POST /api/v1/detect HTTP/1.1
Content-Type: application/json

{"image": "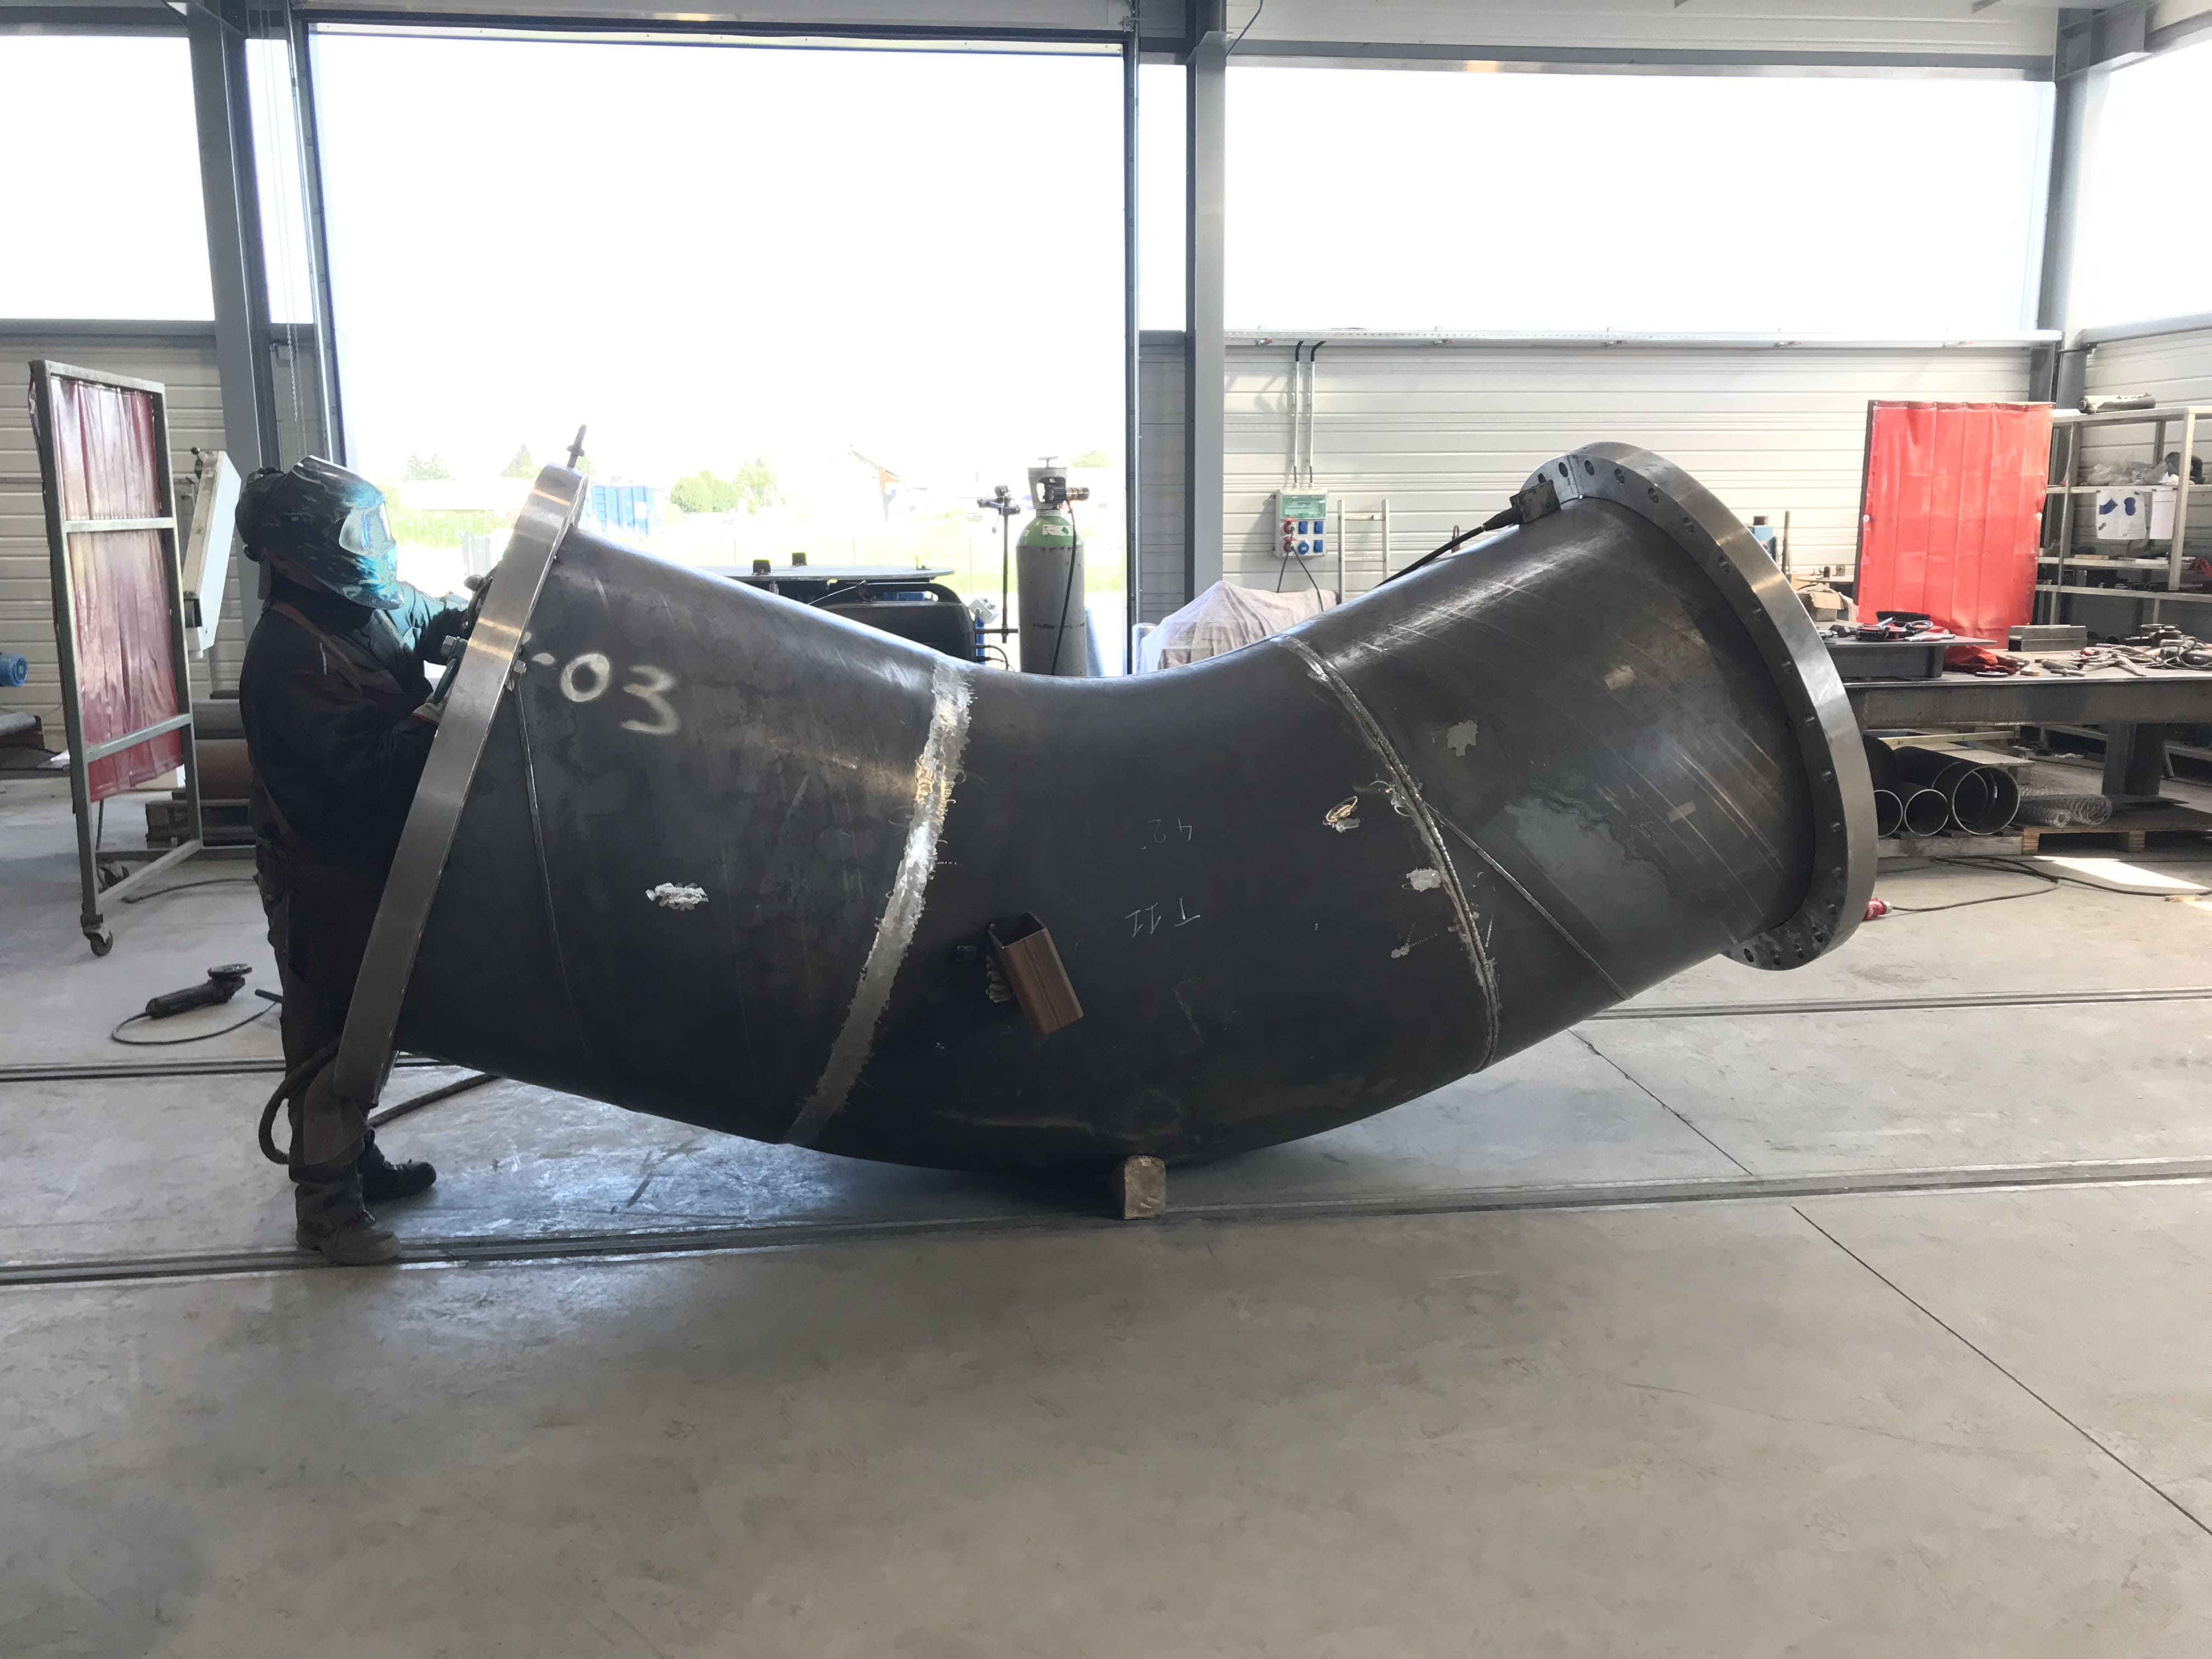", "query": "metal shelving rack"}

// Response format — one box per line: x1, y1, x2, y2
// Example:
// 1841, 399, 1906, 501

2038, 403, 2210, 625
